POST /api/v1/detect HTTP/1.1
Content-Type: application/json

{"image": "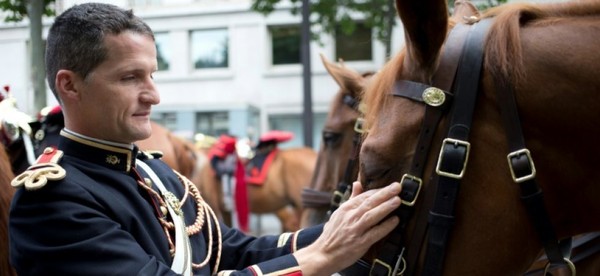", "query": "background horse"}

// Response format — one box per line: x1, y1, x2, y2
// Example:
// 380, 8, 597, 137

137, 121, 203, 180
357, 0, 600, 274
0, 145, 16, 275
300, 55, 372, 227
198, 135, 316, 233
